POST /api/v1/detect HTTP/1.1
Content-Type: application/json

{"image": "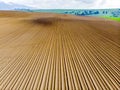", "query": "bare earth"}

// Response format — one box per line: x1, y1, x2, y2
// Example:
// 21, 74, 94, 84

0, 11, 120, 90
